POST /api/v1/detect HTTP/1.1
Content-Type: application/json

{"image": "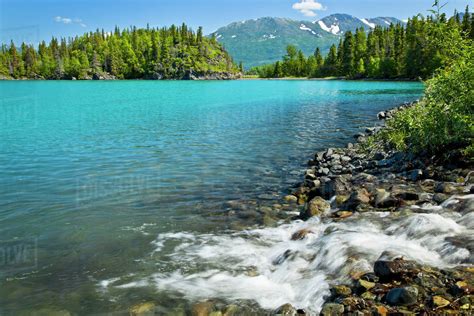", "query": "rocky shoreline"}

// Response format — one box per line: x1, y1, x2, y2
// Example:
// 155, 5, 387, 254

275, 102, 473, 315
0, 70, 241, 81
